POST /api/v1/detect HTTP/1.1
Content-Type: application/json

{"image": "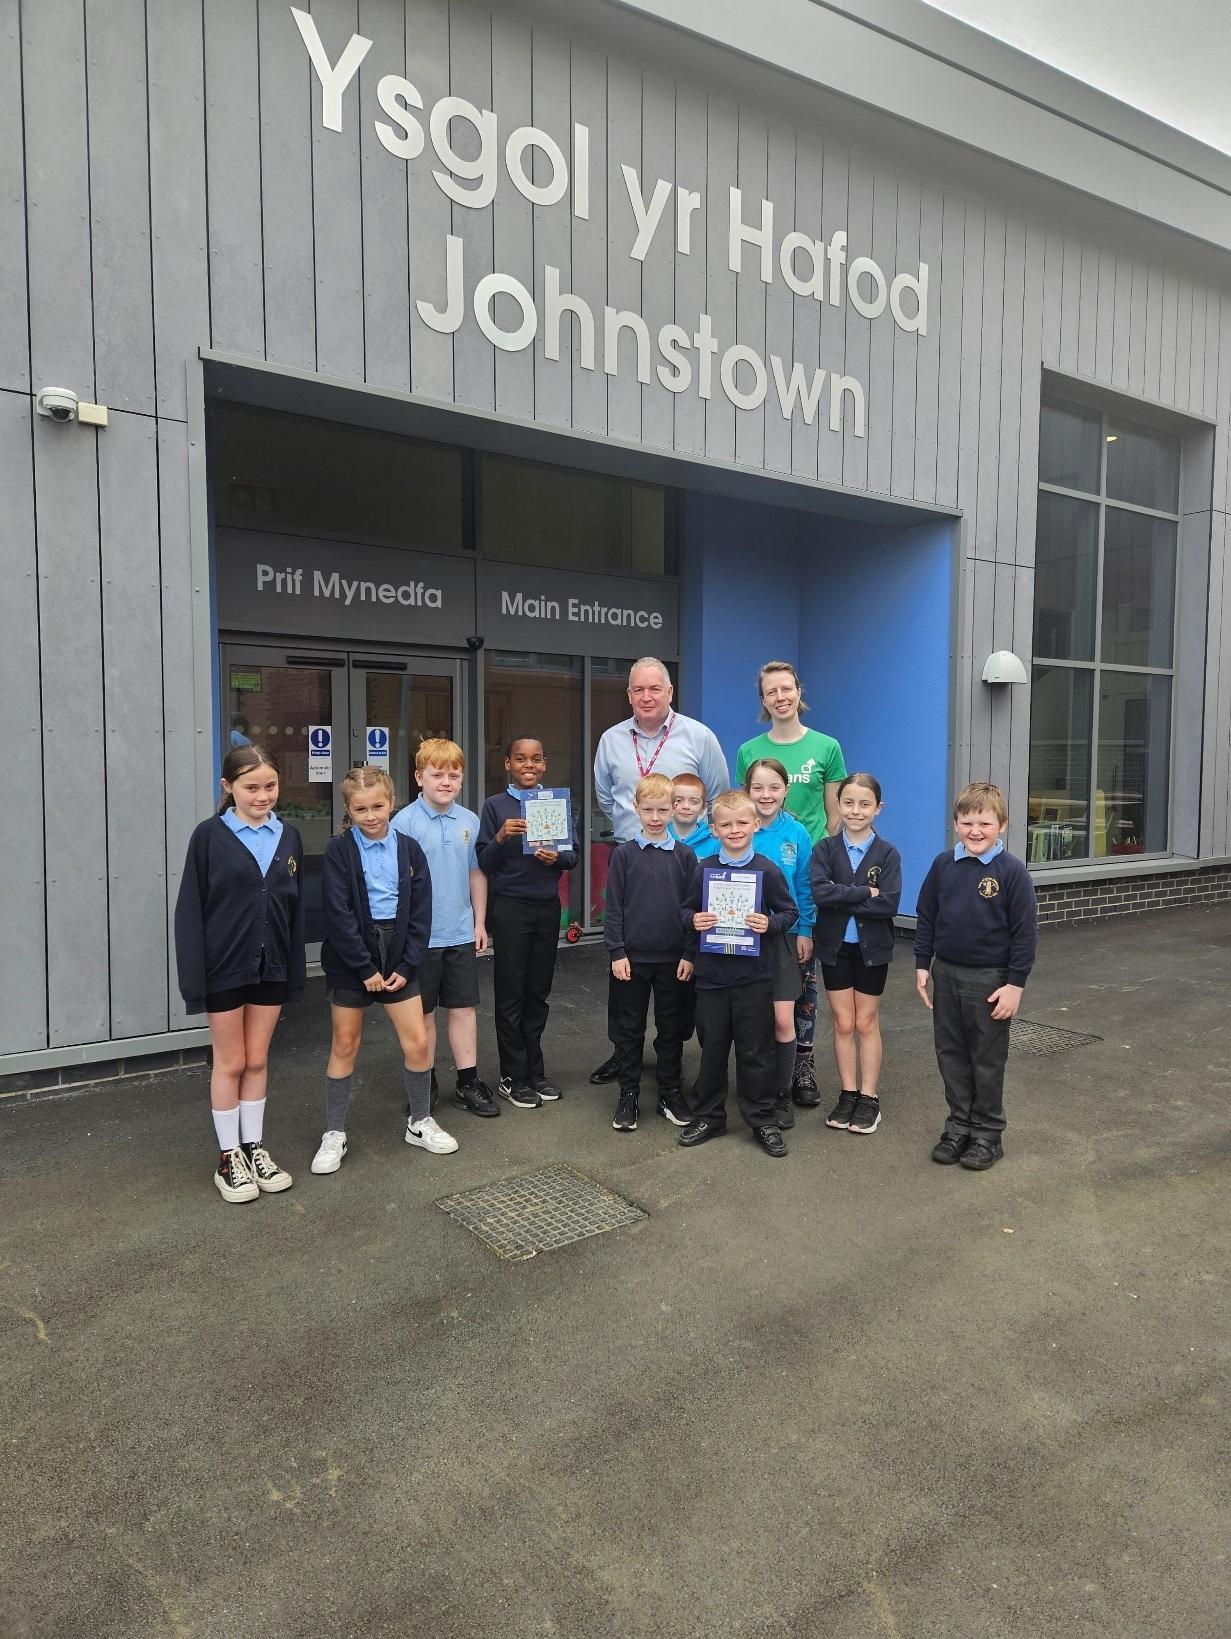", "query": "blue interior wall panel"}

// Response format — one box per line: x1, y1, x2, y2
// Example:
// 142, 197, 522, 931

682, 493, 802, 786
798, 519, 955, 911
